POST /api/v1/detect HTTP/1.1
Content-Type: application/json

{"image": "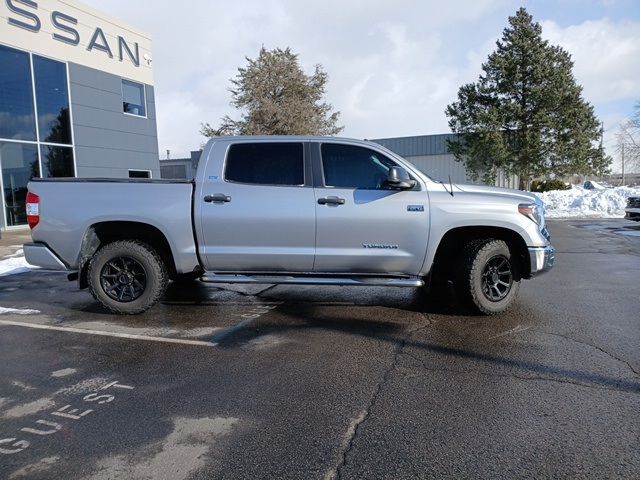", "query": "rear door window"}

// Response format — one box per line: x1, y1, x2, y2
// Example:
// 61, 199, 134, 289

225, 143, 304, 186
